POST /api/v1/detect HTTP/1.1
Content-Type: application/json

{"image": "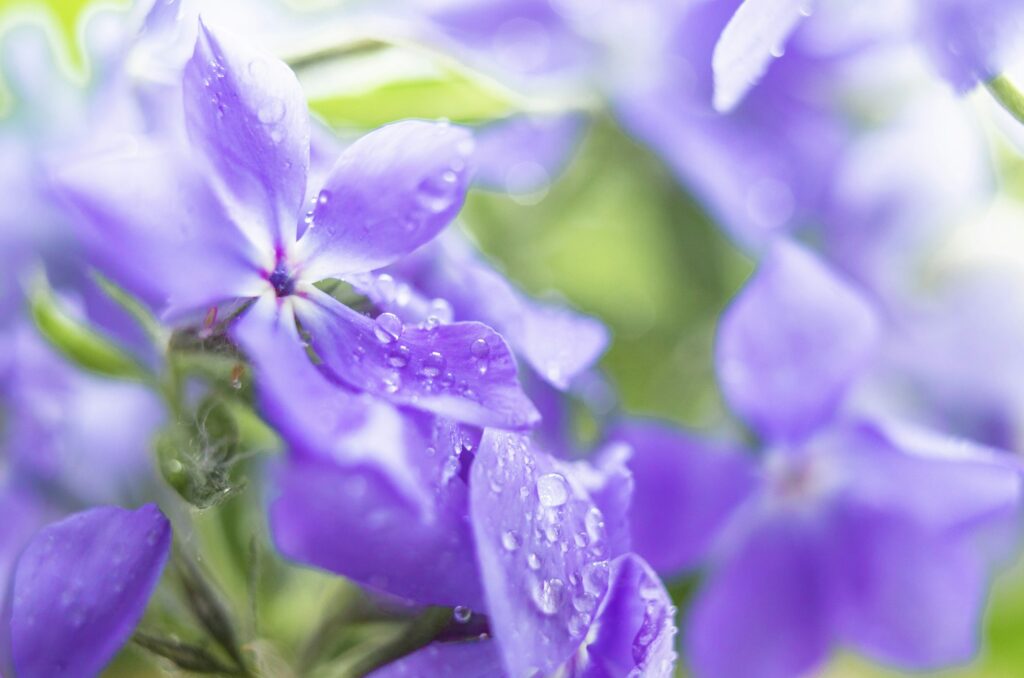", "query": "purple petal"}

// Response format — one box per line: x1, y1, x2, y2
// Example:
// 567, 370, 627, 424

366, 640, 504, 678
53, 139, 268, 315
363, 234, 609, 389
828, 505, 986, 669
469, 431, 620, 676
472, 114, 584, 194
712, 0, 817, 111
295, 289, 539, 429
831, 419, 1022, 537
295, 121, 474, 279
9, 504, 171, 678
183, 19, 310, 252
233, 298, 485, 608
918, 0, 1024, 91
716, 240, 880, 440
686, 514, 832, 678
575, 554, 677, 678
611, 421, 756, 575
